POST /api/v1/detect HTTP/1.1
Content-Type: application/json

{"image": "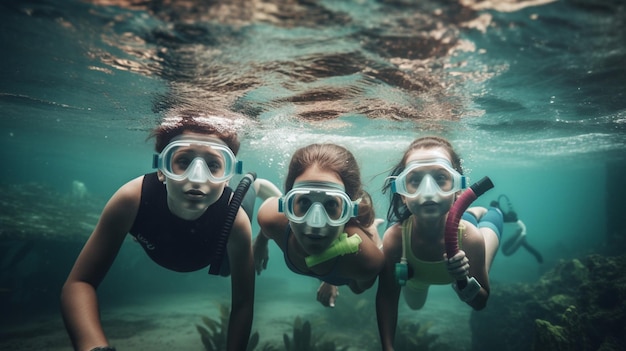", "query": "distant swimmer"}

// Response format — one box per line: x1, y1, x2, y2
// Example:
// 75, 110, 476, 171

491, 194, 543, 264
